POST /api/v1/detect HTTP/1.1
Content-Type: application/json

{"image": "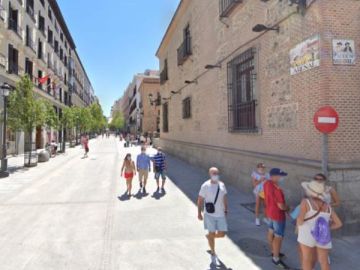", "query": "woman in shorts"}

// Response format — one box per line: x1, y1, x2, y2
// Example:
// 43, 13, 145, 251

121, 153, 136, 196
251, 163, 270, 226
